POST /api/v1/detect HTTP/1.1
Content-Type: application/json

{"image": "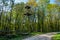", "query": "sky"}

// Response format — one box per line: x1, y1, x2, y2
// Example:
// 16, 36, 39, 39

50, 0, 55, 3
15, 0, 28, 3
15, 0, 55, 4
